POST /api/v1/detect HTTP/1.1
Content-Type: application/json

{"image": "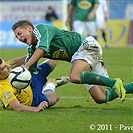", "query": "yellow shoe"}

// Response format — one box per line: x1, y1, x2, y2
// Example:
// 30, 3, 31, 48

47, 76, 70, 87
112, 78, 126, 102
